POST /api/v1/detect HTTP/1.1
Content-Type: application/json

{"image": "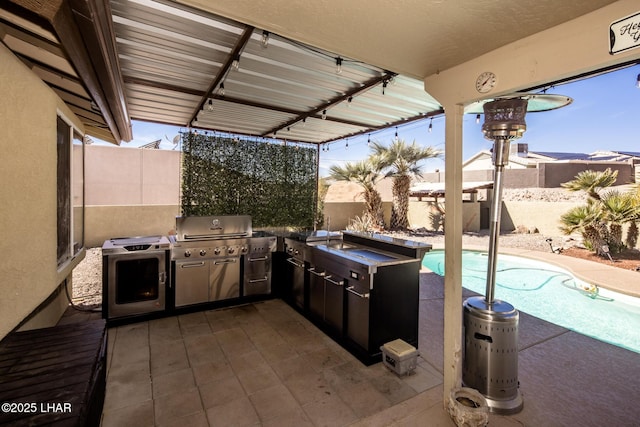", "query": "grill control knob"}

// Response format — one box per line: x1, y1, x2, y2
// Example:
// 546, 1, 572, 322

240, 246, 248, 254
228, 247, 235, 254
184, 250, 191, 257
294, 250, 300, 256
214, 248, 221, 255
200, 249, 207, 256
